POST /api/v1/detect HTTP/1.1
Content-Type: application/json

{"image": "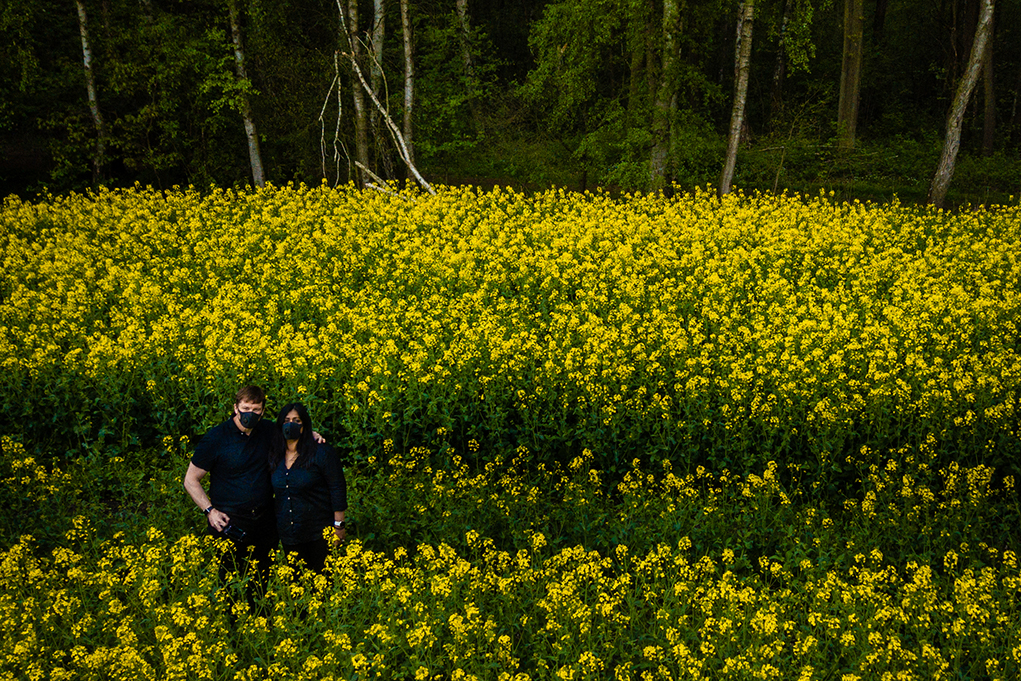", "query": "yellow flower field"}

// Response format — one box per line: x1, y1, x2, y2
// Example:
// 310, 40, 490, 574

1, 436, 1020, 680
1, 185, 1020, 679
1, 184, 1018, 474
